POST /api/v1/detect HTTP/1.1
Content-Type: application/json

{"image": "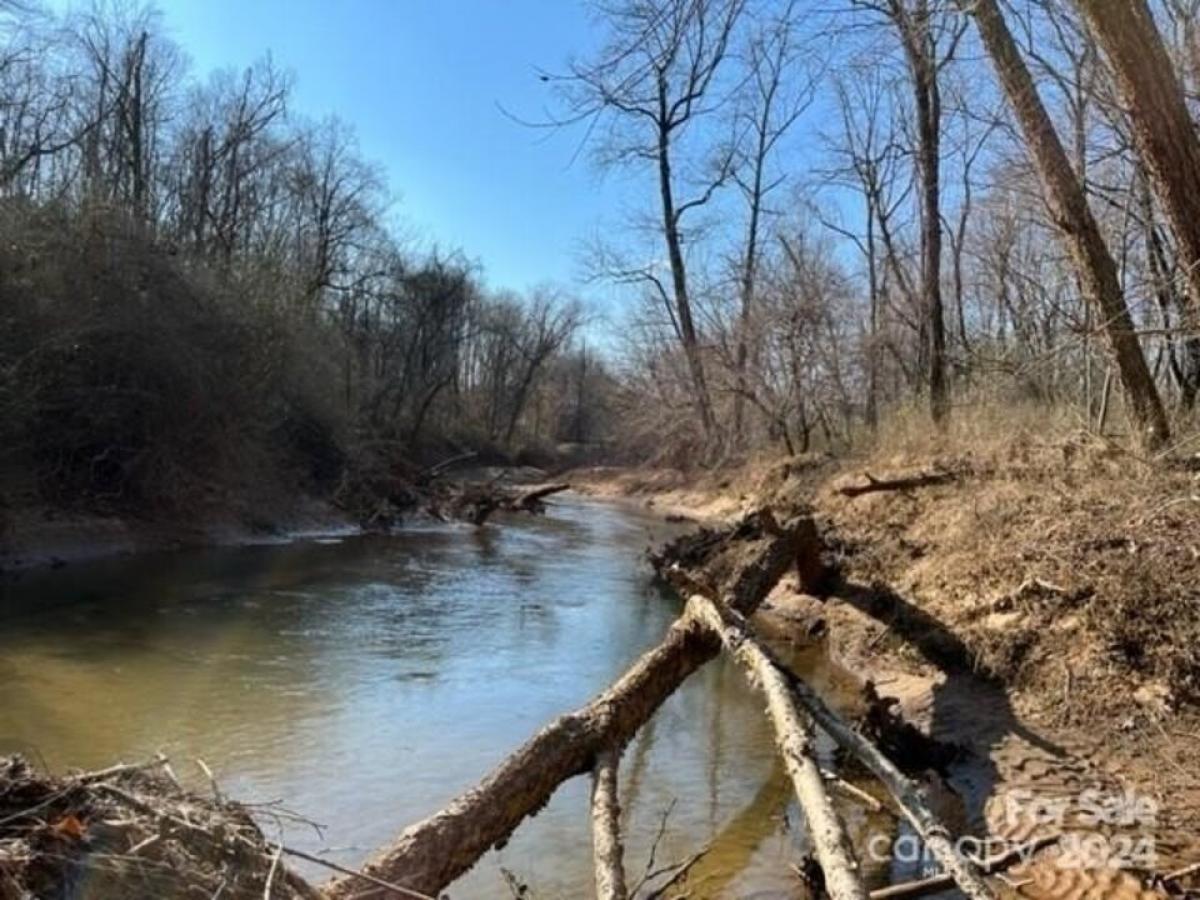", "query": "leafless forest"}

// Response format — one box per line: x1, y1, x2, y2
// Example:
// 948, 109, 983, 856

3, 0, 1200, 515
